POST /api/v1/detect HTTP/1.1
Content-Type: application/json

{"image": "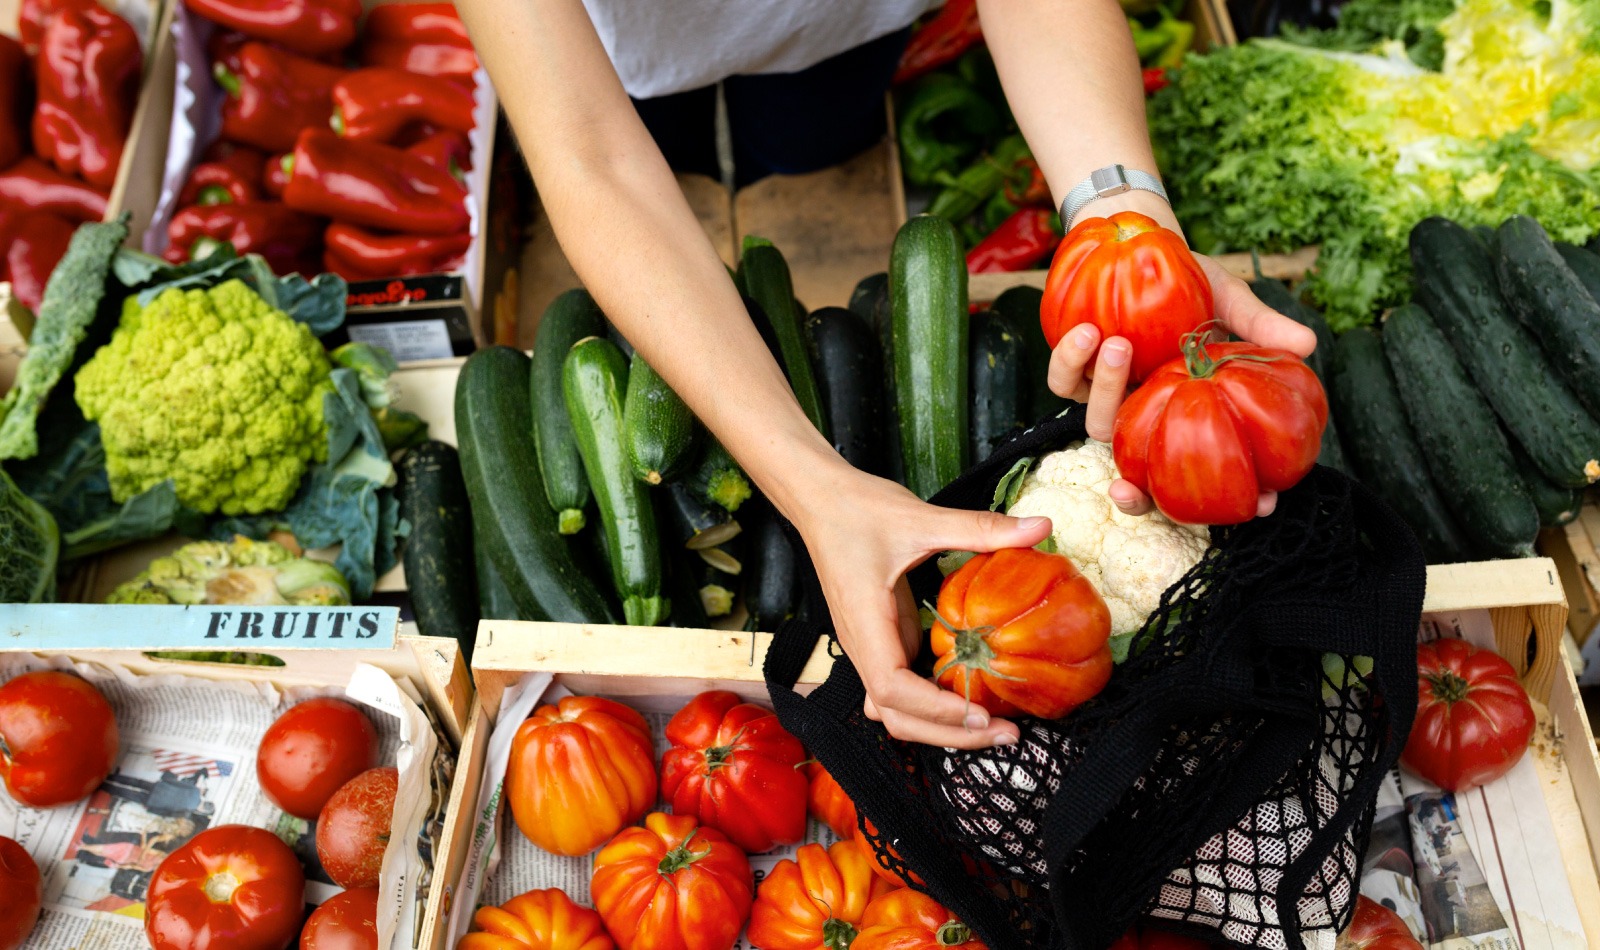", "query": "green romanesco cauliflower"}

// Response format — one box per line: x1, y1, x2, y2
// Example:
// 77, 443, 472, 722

74, 280, 334, 515
107, 535, 351, 605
